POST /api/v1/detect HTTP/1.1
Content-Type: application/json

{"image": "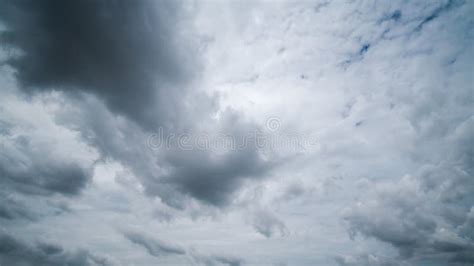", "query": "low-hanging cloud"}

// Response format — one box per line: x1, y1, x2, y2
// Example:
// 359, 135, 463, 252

0, 232, 112, 266
123, 230, 243, 266
123, 231, 186, 257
